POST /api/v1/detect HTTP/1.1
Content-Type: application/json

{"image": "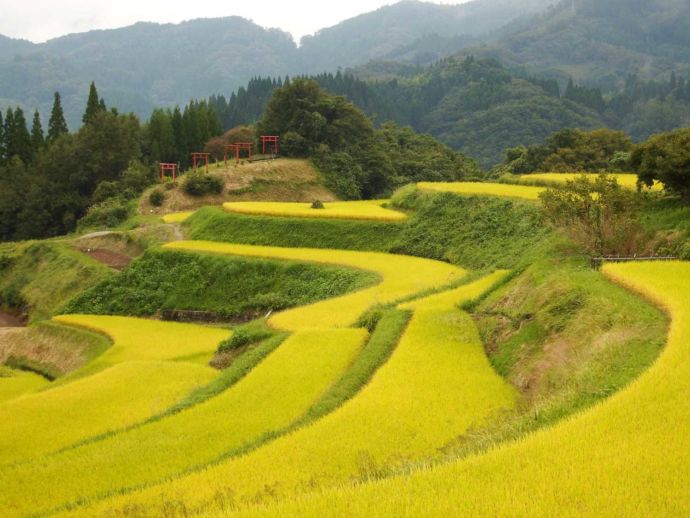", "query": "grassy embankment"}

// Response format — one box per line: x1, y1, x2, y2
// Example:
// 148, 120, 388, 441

64, 248, 378, 322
